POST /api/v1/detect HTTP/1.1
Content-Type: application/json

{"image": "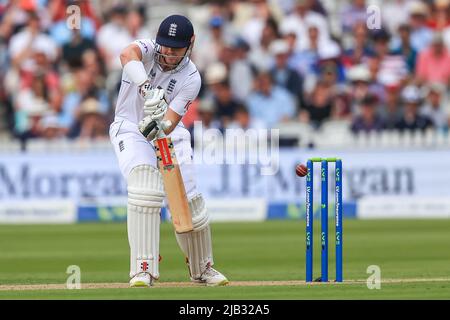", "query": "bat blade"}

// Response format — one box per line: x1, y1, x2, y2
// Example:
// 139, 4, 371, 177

154, 136, 193, 233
